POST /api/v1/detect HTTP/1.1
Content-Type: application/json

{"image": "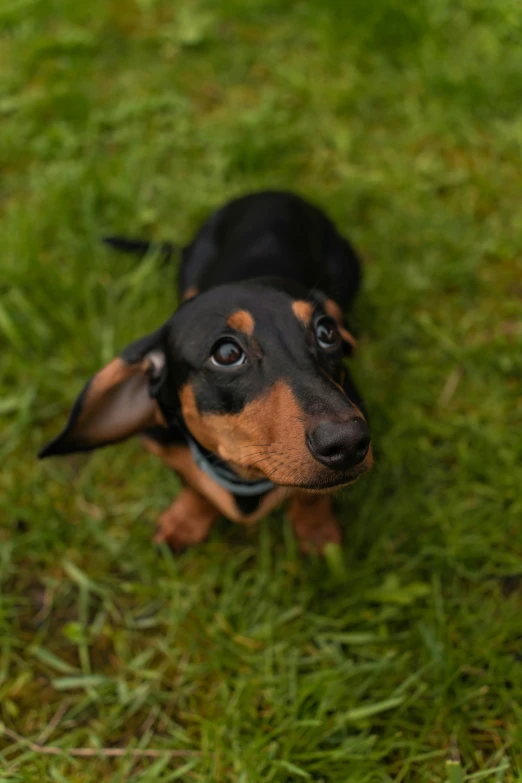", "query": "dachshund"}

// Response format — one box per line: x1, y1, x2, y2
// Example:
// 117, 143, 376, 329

39, 191, 372, 553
